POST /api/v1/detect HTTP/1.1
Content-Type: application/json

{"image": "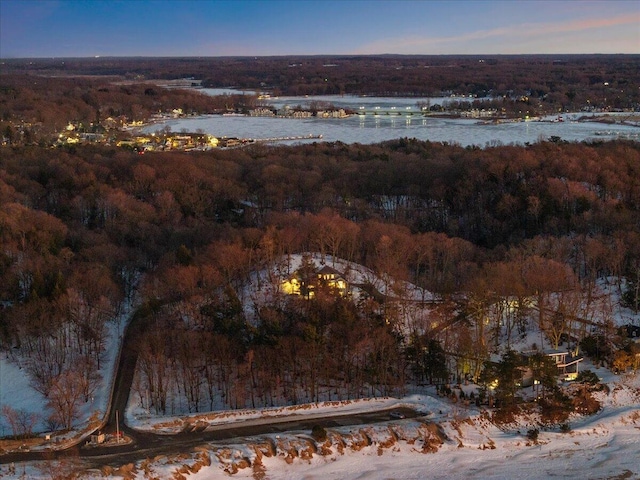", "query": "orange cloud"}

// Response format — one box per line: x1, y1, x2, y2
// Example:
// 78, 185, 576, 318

356, 13, 640, 54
